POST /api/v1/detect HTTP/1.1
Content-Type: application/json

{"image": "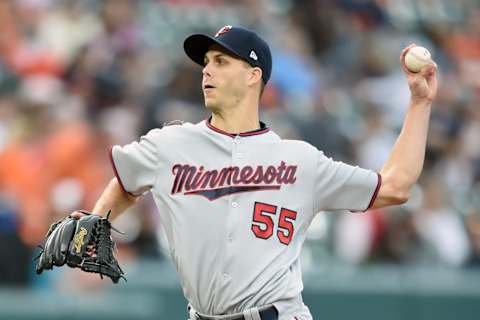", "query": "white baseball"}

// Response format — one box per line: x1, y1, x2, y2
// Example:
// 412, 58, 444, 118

404, 46, 432, 73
